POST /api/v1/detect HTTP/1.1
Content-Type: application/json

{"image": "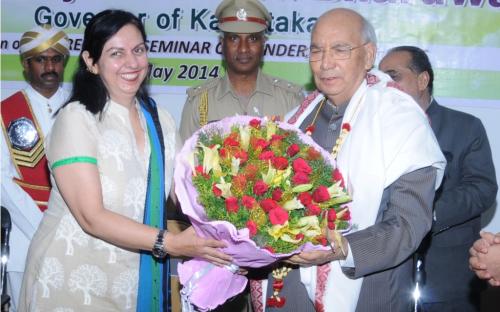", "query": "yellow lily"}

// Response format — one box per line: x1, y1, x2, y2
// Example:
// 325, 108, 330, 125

282, 197, 305, 211
262, 160, 277, 185
328, 180, 348, 198
268, 221, 301, 241
198, 143, 221, 175
239, 124, 250, 151
230, 157, 240, 176
215, 176, 233, 198
292, 184, 313, 193
296, 216, 322, 237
